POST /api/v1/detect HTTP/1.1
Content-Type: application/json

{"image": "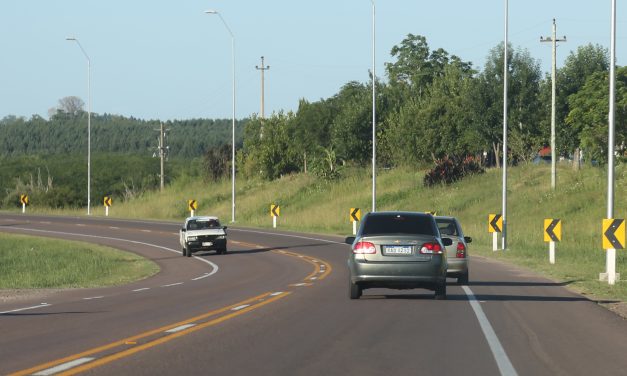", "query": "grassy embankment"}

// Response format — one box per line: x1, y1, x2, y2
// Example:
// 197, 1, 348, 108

12, 163, 626, 301
0, 233, 158, 288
